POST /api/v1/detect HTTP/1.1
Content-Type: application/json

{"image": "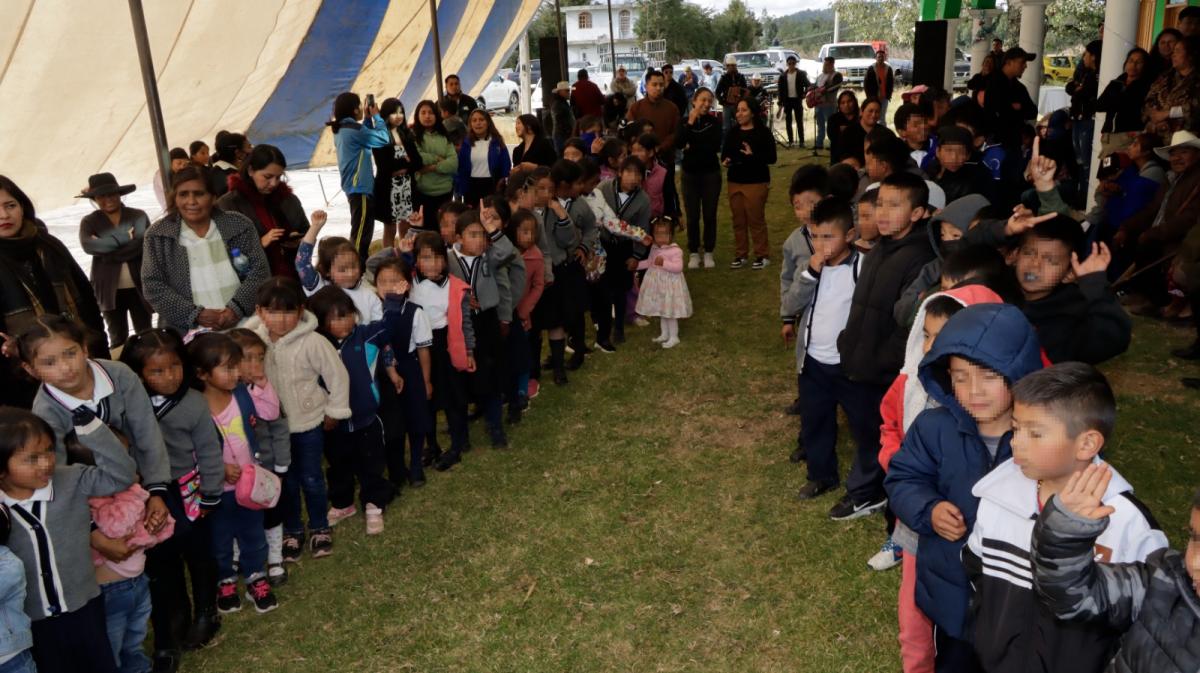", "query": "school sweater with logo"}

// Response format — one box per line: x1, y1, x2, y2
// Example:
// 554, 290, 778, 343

964, 459, 1168, 673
